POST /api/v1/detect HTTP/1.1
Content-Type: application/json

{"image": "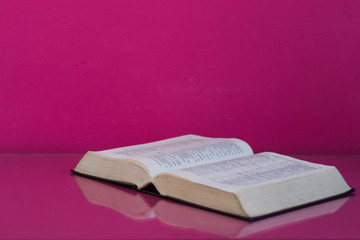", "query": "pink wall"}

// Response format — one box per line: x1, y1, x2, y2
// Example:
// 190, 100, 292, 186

1, 0, 359, 154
